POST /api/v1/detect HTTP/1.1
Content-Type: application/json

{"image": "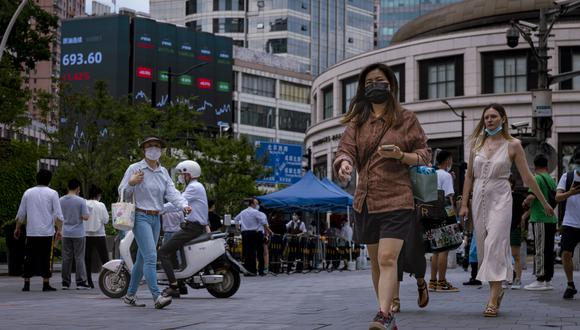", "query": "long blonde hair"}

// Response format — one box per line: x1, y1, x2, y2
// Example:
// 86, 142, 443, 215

469, 103, 513, 151
341, 63, 402, 128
